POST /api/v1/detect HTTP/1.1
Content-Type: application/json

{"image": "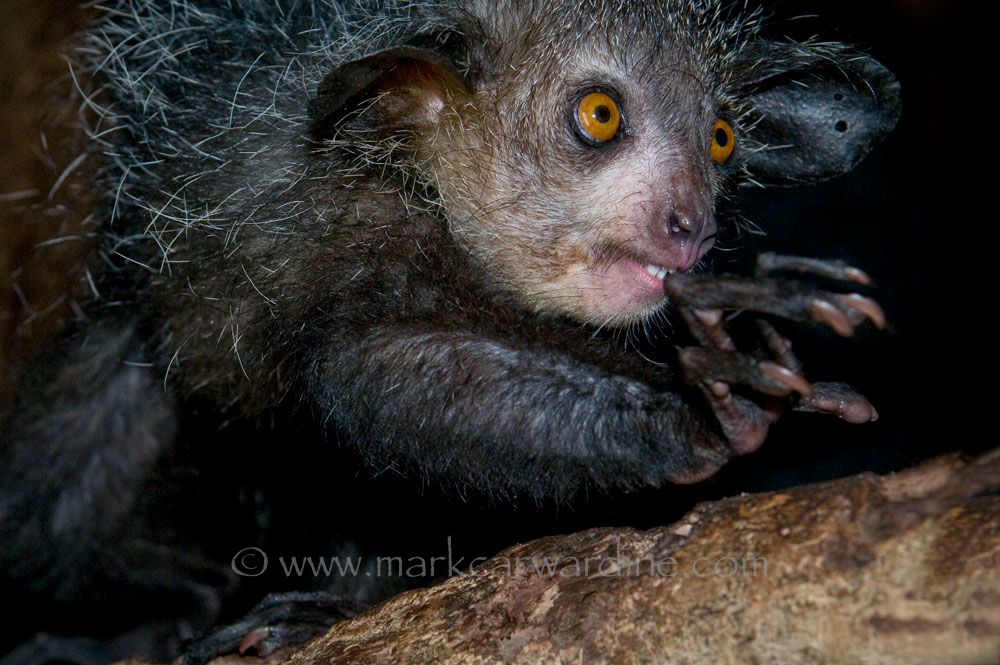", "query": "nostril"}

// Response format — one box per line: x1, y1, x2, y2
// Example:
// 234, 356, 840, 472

666, 212, 690, 234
